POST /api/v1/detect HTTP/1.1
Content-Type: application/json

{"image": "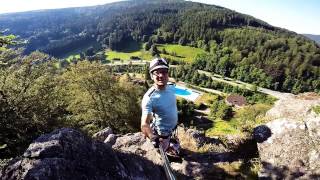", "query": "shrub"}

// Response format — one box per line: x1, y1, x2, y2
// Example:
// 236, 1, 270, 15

235, 104, 271, 132
130, 56, 141, 60
210, 100, 233, 120
312, 105, 320, 115
0, 52, 66, 157
57, 61, 143, 134
177, 98, 195, 125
